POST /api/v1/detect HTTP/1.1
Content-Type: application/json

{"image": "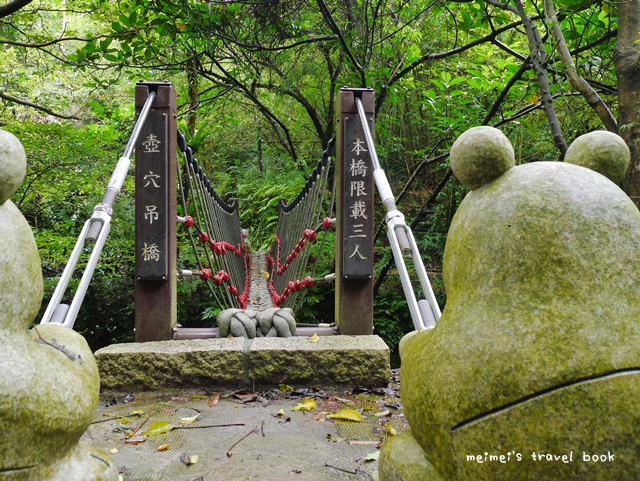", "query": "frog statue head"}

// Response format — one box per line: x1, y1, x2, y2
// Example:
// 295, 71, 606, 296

379, 126, 640, 481
0, 129, 117, 481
